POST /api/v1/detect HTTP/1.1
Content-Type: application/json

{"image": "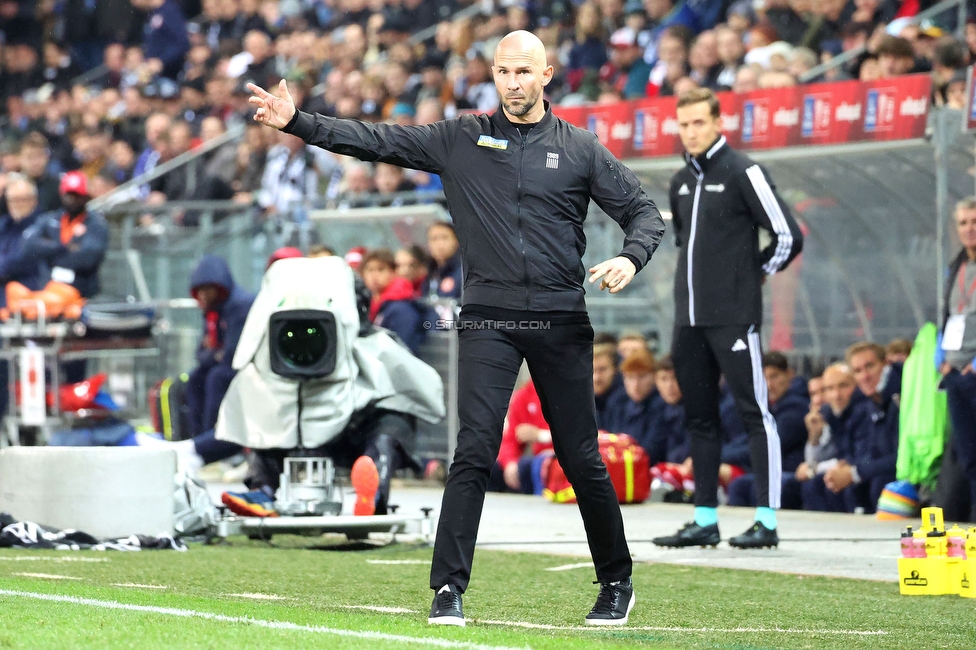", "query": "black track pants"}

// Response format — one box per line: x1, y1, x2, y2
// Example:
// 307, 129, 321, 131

429, 318, 632, 592
671, 325, 782, 509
